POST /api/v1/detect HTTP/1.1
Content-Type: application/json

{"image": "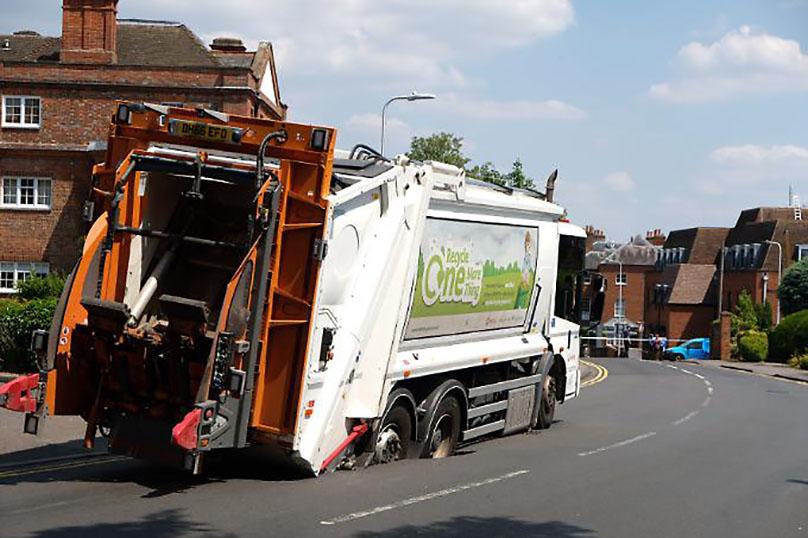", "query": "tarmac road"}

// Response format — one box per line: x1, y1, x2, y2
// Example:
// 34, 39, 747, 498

2, 358, 808, 537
